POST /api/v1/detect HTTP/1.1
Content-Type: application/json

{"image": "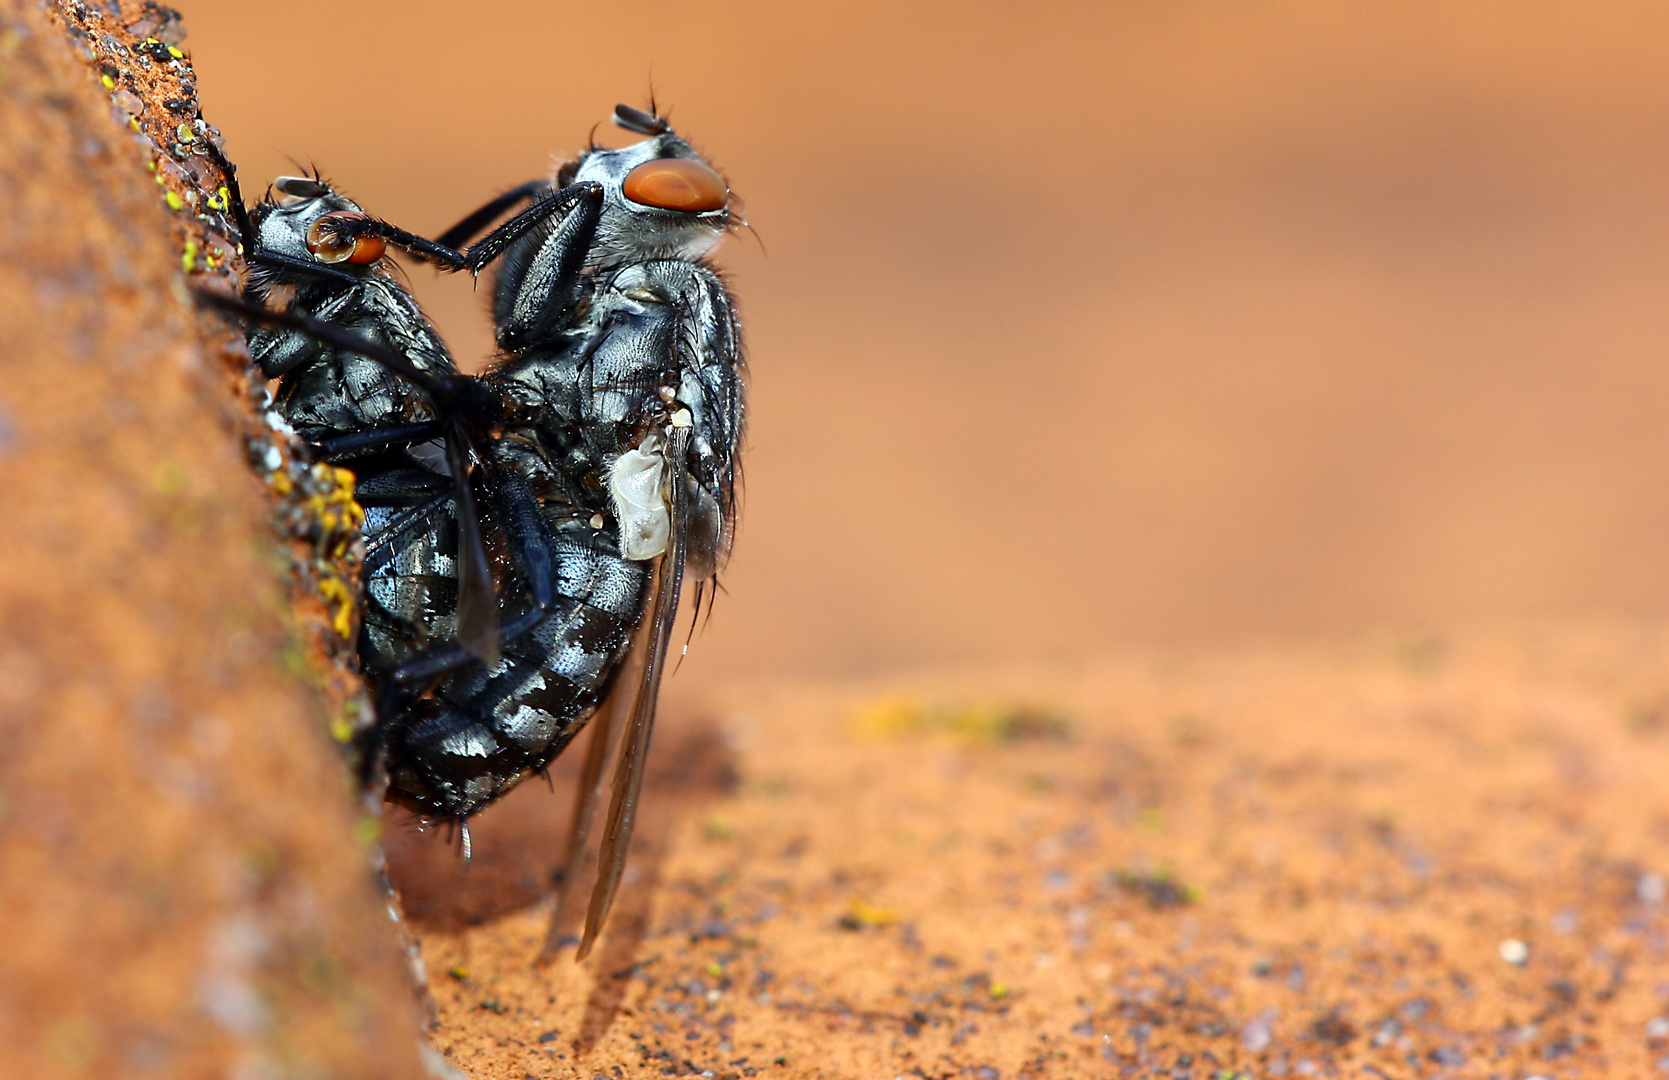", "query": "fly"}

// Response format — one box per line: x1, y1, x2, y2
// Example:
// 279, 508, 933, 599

198, 104, 746, 963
